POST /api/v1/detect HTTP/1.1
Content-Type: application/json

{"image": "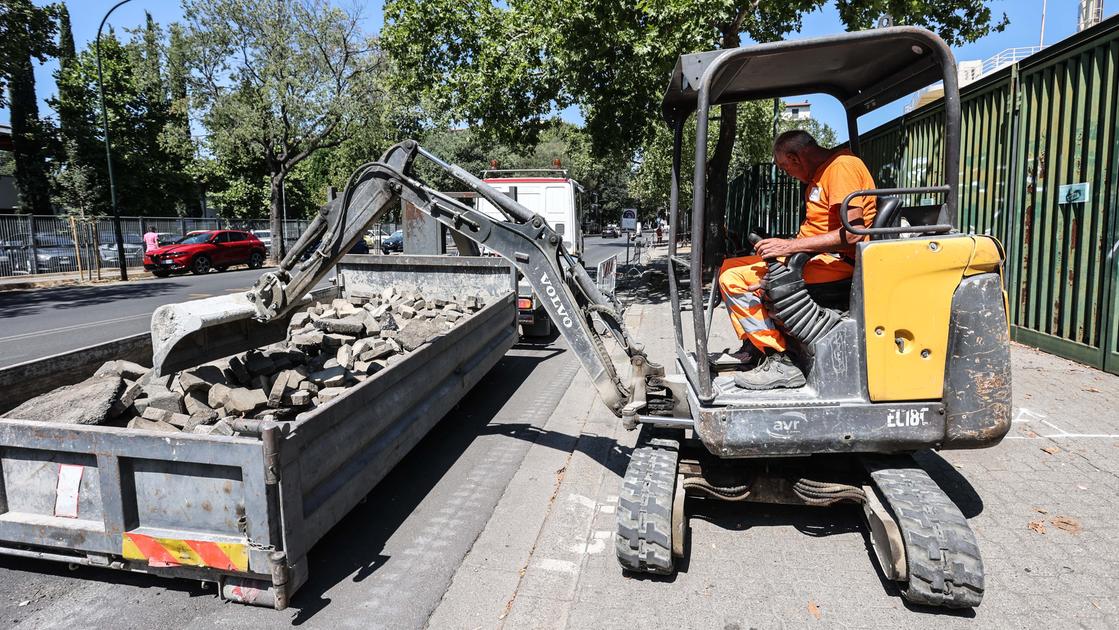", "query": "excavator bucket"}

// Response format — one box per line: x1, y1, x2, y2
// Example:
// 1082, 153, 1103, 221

149, 292, 308, 376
